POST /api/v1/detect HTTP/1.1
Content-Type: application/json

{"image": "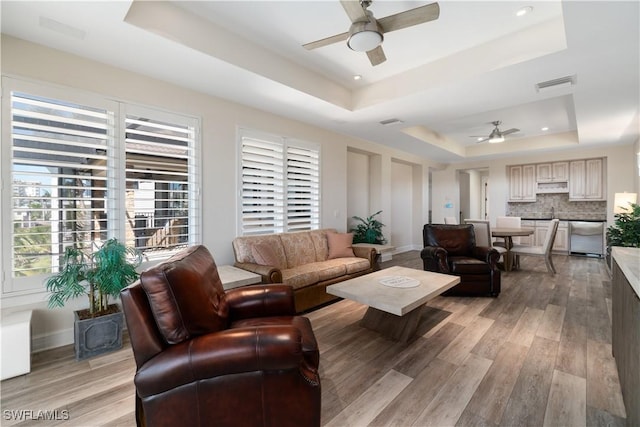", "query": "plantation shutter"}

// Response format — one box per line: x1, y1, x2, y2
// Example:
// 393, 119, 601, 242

125, 110, 198, 259
10, 91, 115, 279
240, 134, 285, 235
286, 144, 320, 231
239, 130, 320, 236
